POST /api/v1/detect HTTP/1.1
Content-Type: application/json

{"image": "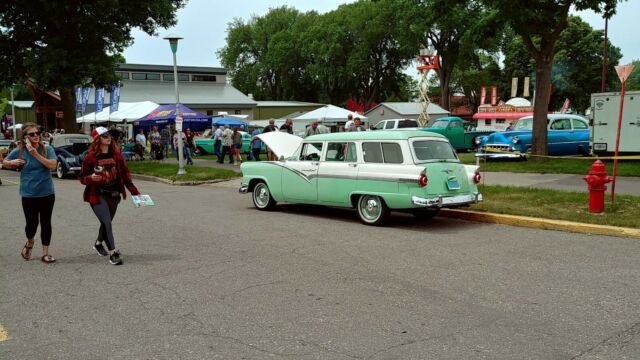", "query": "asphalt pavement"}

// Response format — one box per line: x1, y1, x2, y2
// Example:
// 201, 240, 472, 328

1, 170, 640, 359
